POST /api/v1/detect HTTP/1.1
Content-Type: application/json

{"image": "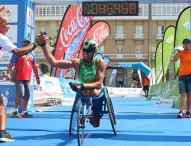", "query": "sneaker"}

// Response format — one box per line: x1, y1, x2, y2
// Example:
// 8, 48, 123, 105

177, 111, 183, 118
21, 112, 33, 118
186, 112, 191, 118
12, 111, 22, 118
0, 130, 15, 142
